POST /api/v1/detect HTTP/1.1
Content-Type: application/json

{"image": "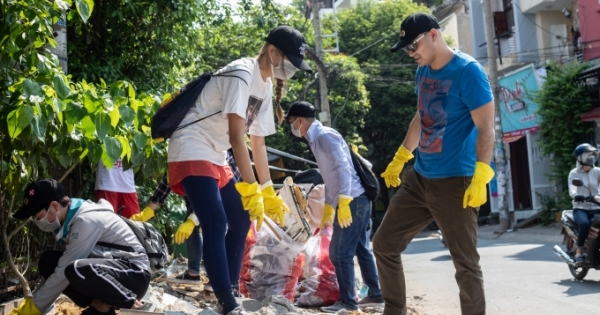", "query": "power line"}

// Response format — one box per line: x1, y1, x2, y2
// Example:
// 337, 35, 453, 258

350, 34, 395, 57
